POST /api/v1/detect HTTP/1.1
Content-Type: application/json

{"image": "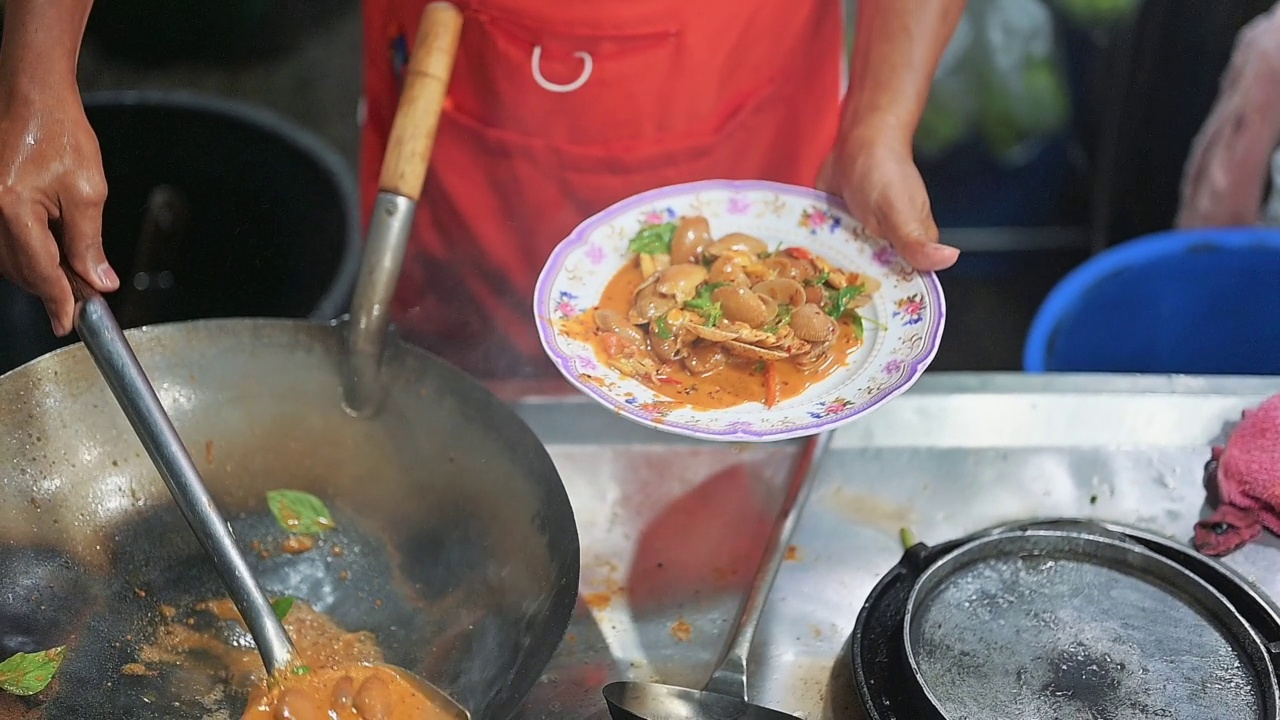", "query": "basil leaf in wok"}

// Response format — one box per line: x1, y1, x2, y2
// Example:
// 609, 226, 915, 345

271, 597, 296, 621
267, 490, 337, 535
0, 646, 65, 696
